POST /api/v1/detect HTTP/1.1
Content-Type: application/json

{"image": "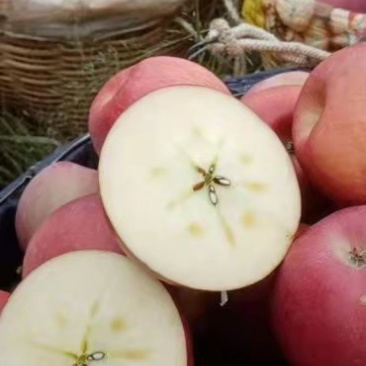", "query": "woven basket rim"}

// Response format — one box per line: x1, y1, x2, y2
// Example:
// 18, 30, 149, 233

0, 0, 188, 41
